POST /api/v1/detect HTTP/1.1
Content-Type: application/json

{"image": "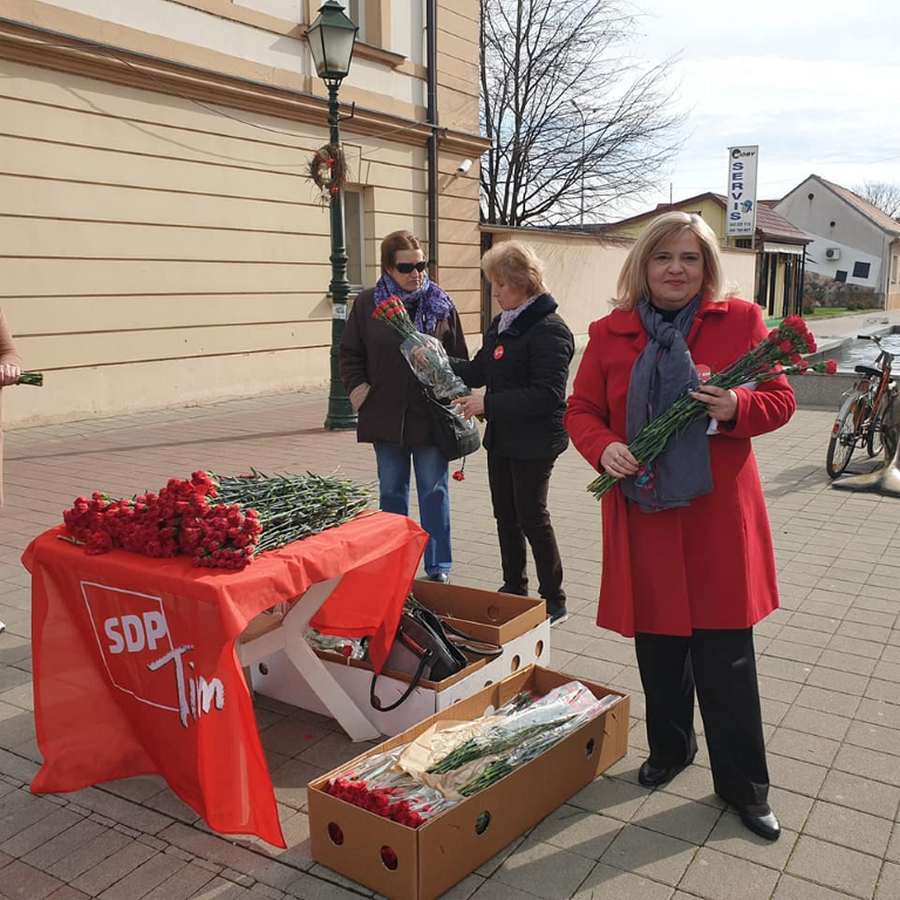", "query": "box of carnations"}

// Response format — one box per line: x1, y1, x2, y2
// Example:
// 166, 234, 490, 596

308, 665, 629, 900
